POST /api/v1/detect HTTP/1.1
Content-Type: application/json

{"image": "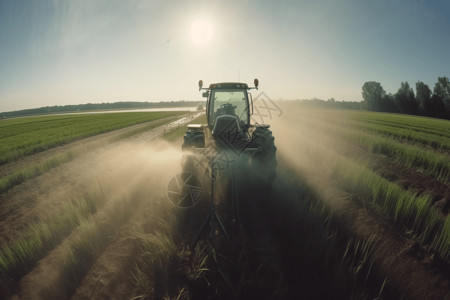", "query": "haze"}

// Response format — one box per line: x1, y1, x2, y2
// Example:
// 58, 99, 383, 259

1, 0, 449, 112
